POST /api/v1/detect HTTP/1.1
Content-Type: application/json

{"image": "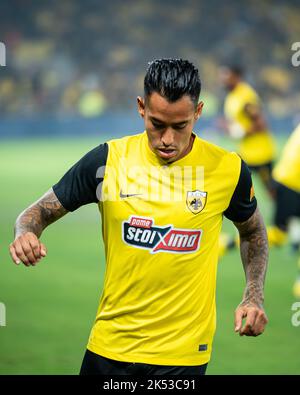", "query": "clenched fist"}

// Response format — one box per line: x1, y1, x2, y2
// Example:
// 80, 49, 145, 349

234, 302, 268, 337
9, 232, 47, 267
